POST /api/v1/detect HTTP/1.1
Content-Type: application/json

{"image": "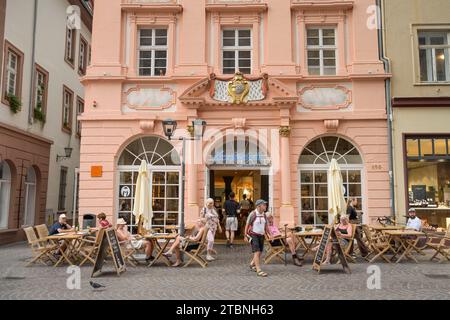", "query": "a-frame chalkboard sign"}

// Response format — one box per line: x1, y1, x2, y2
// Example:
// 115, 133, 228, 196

91, 228, 126, 278
312, 225, 351, 274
